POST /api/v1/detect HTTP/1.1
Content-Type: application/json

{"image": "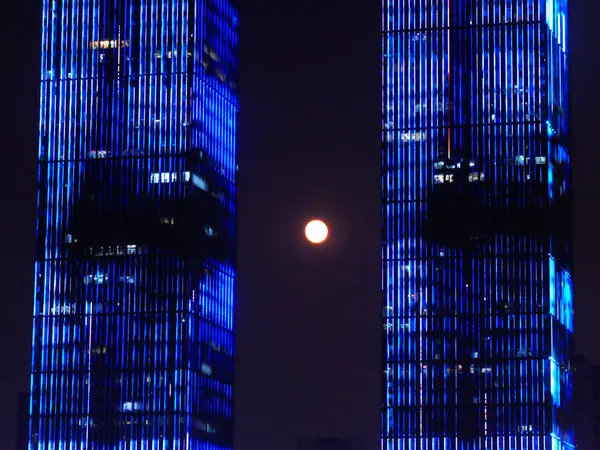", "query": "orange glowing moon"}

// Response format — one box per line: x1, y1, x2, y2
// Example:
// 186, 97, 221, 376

304, 219, 328, 244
